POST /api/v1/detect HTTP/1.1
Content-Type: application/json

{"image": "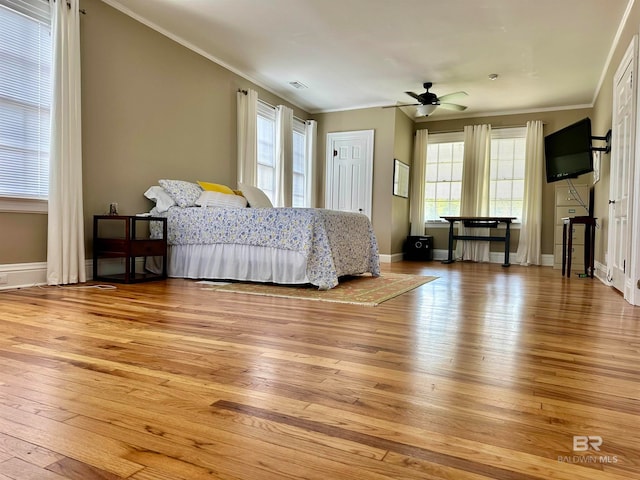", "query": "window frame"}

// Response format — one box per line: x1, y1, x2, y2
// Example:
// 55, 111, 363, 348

423, 128, 526, 228
424, 131, 464, 224
255, 100, 312, 207
0, 0, 51, 214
